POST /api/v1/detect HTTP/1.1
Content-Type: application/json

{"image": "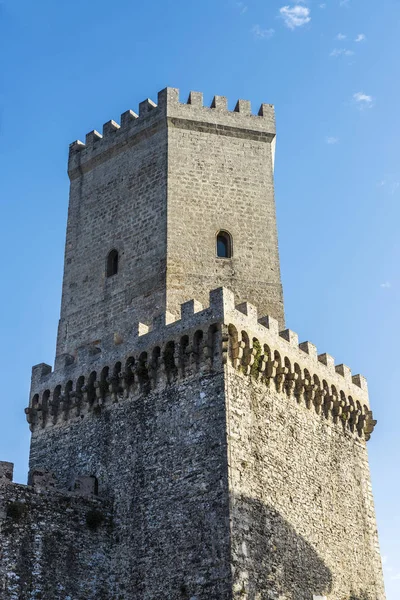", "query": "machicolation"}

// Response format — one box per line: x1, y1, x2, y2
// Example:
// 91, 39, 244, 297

1, 86, 385, 600
27, 287, 375, 441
